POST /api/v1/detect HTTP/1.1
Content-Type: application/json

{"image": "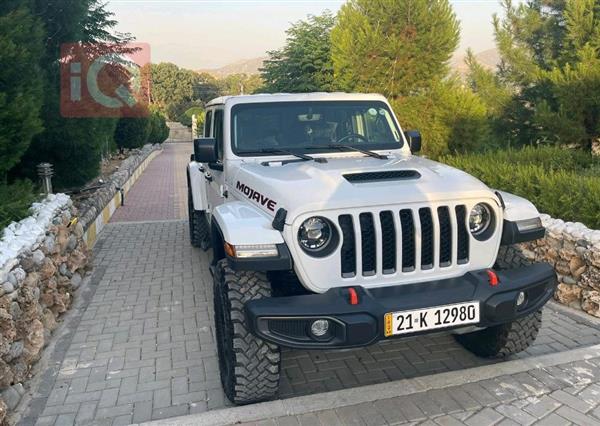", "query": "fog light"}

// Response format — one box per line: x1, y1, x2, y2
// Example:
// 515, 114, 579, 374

310, 319, 330, 337
517, 291, 526, 307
